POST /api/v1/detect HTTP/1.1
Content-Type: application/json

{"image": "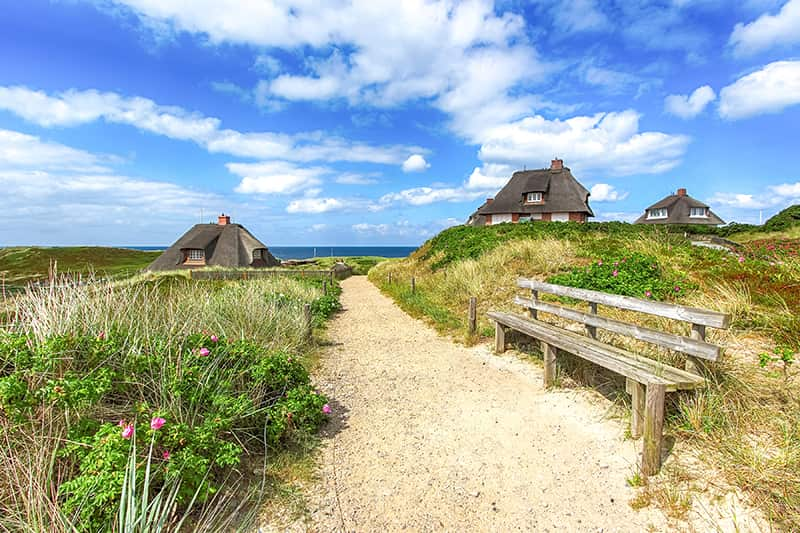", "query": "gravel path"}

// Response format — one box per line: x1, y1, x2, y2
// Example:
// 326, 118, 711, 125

271, 276, 672, 531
